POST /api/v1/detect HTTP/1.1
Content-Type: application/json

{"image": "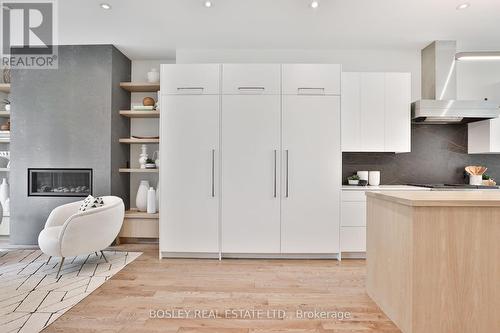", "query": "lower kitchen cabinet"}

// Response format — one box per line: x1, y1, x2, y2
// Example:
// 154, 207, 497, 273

340, 227, 366, 252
